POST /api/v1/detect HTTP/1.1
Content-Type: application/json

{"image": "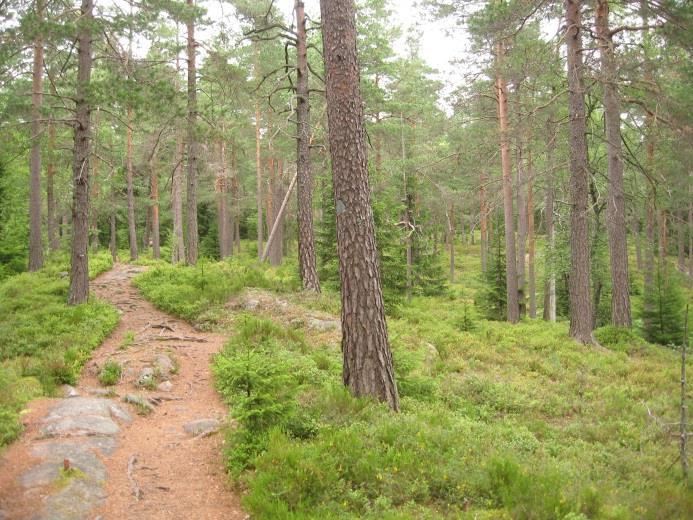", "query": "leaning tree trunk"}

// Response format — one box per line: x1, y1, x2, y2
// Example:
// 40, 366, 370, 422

565, 0, 593, 343
68, 0, 93, 305
28, 0, 45, 271
596, 0, 631, 327
319, 0, 399, 411
185, 0, 199, 265
495, 40, 519, 323
295, 0, 320, 291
